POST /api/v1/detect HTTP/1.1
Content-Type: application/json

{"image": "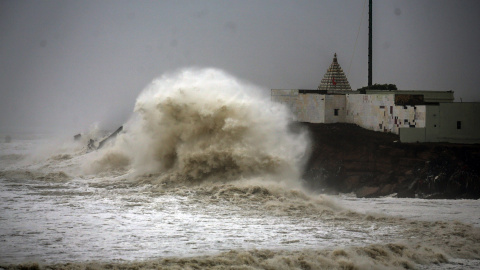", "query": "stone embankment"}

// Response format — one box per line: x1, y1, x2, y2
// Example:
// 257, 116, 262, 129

301, 123, 480, 199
